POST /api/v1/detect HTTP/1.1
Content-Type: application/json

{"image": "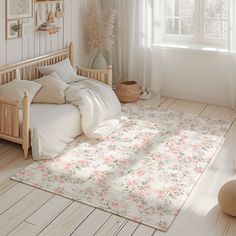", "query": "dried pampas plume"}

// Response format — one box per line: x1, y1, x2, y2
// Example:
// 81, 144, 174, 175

85, 0, 118, 56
